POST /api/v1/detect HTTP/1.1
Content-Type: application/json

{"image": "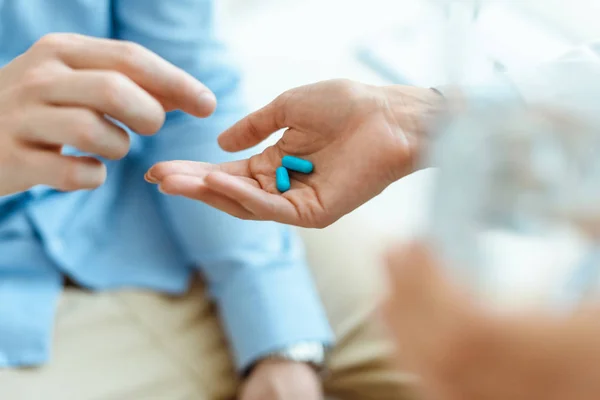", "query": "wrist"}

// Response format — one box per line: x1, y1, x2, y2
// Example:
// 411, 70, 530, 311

251, 358, 319, 374
382, 85, 445, 131
241, 358, 323, 399
380, 85, 446, 178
